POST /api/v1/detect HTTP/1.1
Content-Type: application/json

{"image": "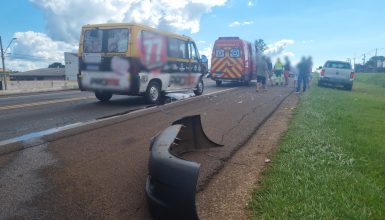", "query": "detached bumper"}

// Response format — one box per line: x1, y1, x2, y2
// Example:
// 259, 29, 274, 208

146, 115, 222, 220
